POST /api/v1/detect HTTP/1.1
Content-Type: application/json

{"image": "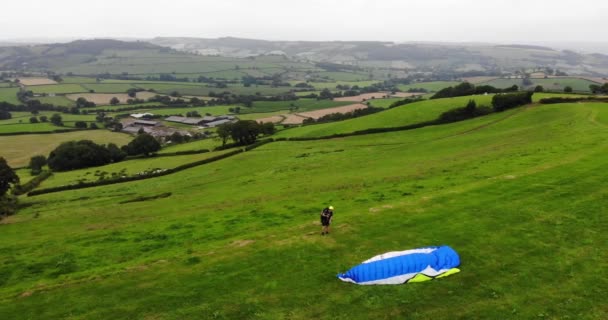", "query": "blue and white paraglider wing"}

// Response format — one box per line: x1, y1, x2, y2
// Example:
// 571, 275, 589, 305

338, 245, 460, 285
